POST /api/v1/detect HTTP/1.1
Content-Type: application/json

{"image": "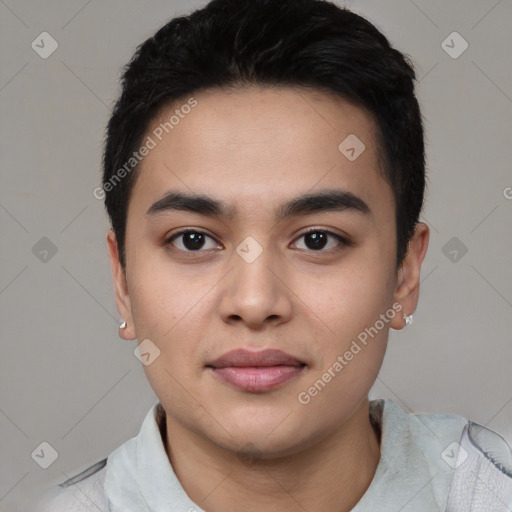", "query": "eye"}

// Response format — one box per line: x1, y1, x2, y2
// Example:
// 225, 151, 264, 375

164, 229, 220, 253
164, 227, 350, 256
292, 228, 349, 253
